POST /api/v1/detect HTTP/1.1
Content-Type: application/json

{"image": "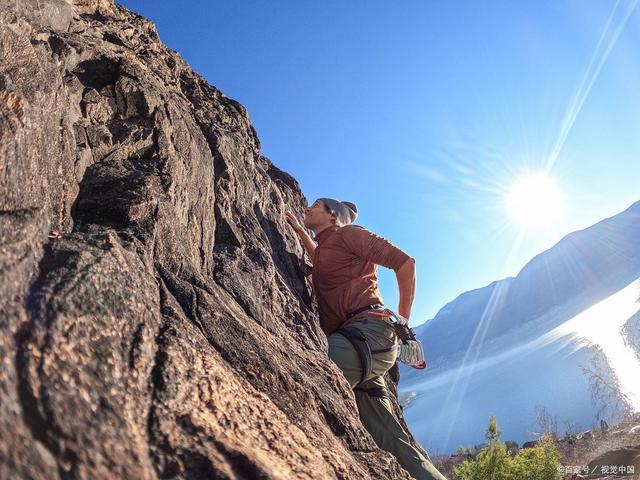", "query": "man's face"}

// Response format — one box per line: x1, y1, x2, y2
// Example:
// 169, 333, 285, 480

304, 200, 335, 229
